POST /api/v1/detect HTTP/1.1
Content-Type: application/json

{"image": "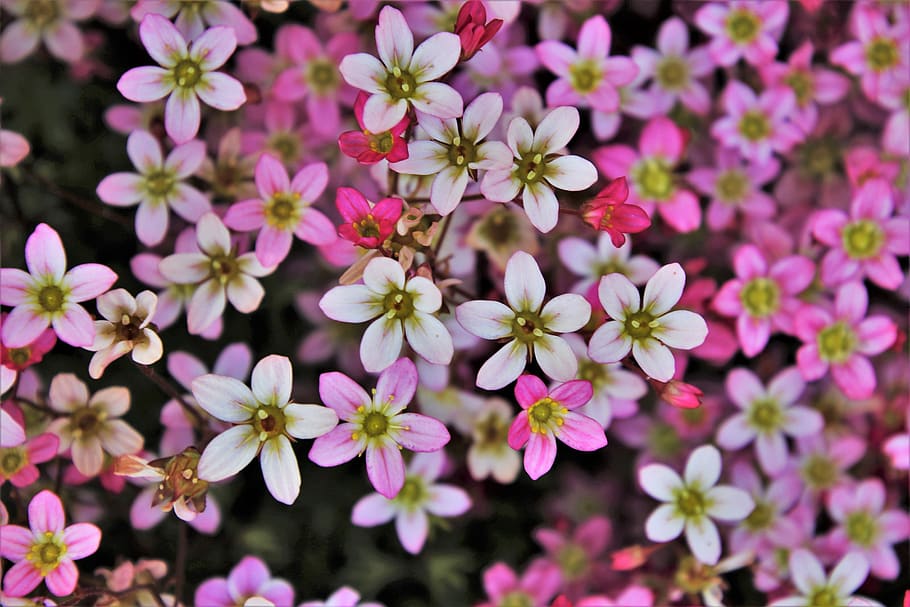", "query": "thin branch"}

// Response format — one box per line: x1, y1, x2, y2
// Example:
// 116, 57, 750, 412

134, 362, 207, 430
21, 167, 134, 228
